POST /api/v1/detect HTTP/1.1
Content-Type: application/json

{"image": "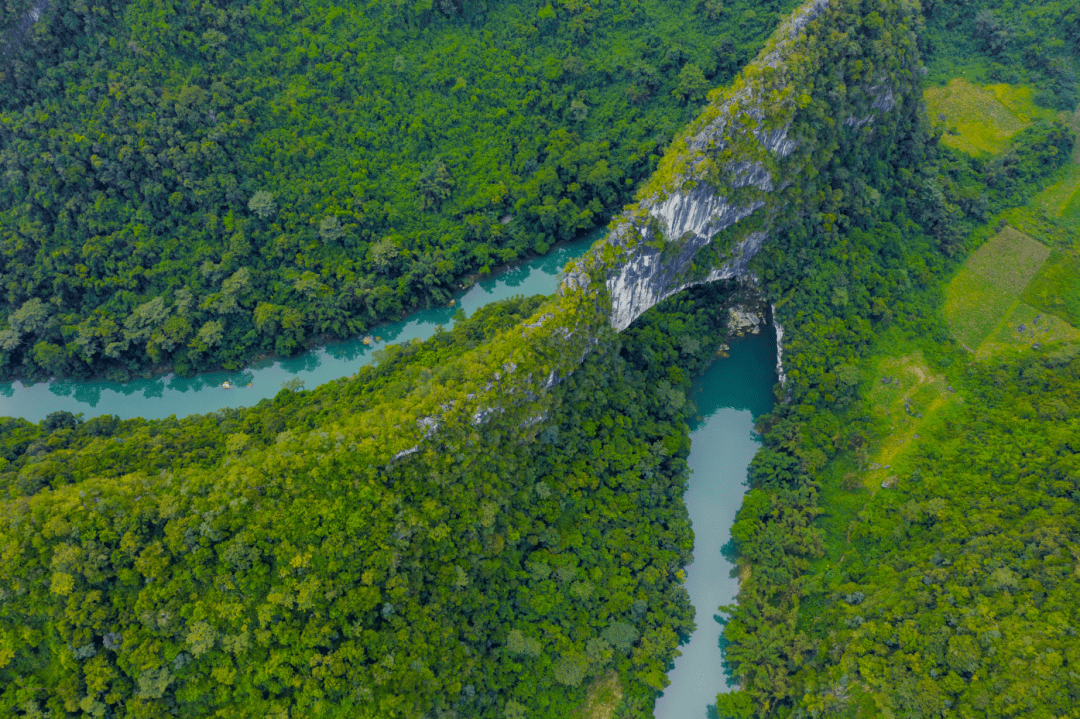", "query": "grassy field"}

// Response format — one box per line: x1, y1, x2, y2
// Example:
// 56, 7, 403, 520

943, 226, 1052, 349
823, 79, 1080, 529
860, 352, 957, 490
923, 78, 1058, 155
850, 234, 1078, 490
976, 301, 1080, 358
1021, 249, 1080, 326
